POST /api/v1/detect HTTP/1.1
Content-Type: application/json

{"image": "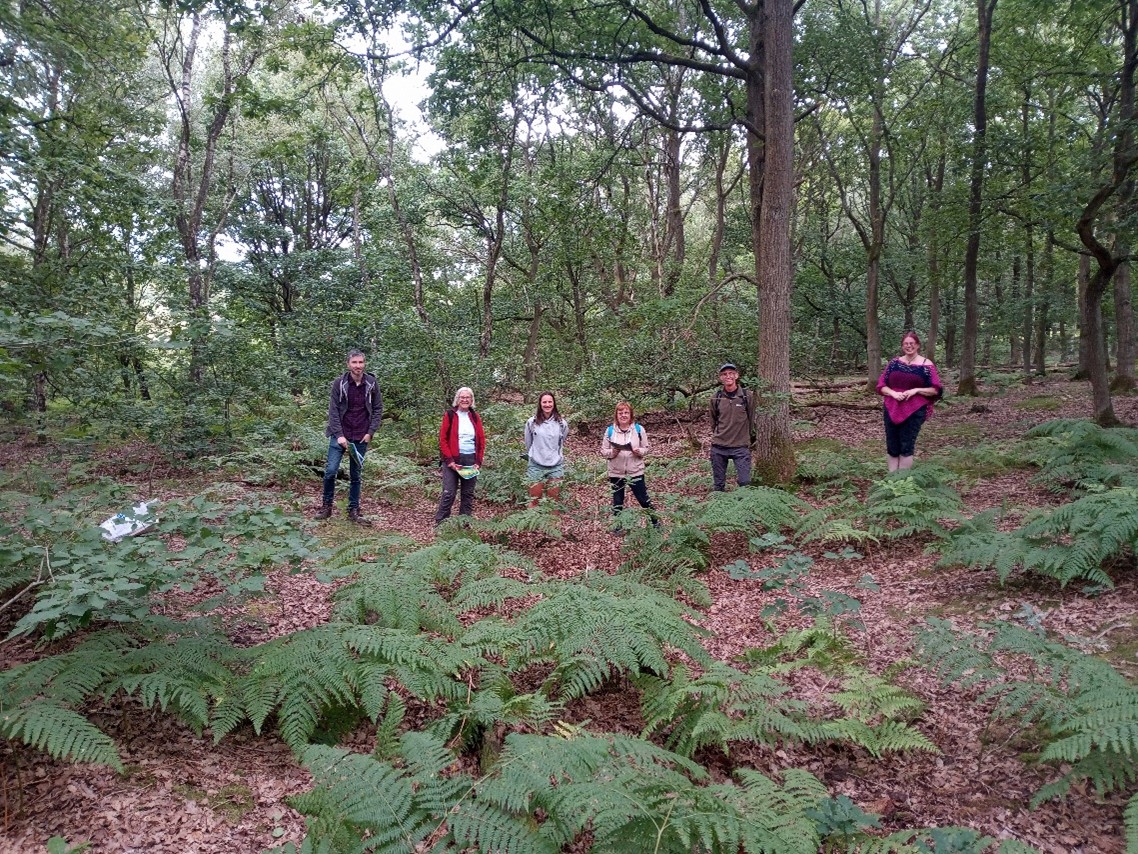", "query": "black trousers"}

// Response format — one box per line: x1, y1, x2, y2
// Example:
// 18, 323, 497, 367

610, 475, 657, 522
435, 452, 478, 524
